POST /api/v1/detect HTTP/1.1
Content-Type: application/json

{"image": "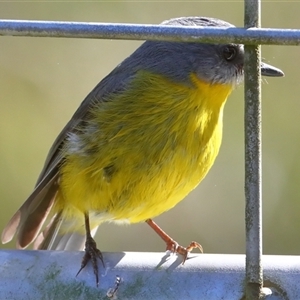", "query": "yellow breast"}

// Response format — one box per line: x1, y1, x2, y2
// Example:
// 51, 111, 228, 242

57, 71, 233, 229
